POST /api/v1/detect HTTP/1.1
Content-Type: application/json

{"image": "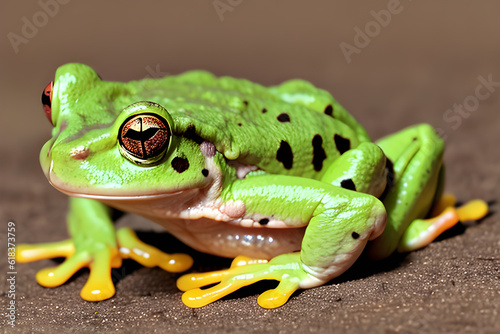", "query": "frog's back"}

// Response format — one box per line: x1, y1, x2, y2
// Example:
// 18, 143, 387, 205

120, 71, 370, 179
